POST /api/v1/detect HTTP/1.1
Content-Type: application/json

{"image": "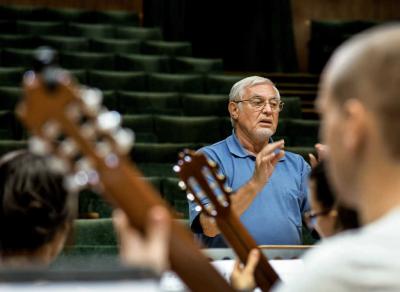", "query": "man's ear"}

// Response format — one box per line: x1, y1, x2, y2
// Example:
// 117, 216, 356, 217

342, 99, 367, 153
228, 101, 239, 120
